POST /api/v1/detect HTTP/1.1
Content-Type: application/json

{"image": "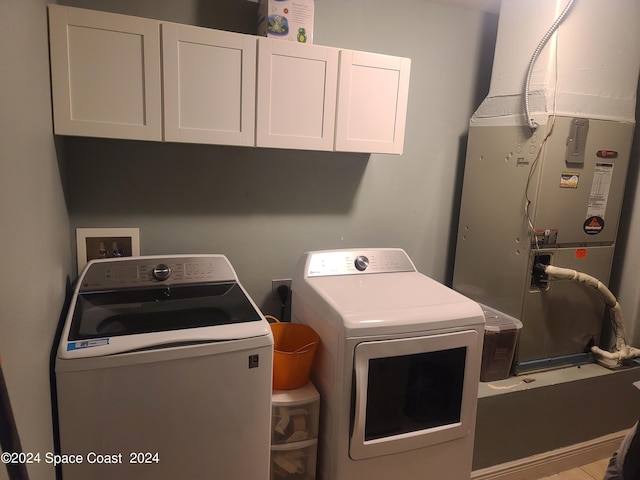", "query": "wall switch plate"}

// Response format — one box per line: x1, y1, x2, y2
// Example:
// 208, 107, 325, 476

271, 278, 292, 300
